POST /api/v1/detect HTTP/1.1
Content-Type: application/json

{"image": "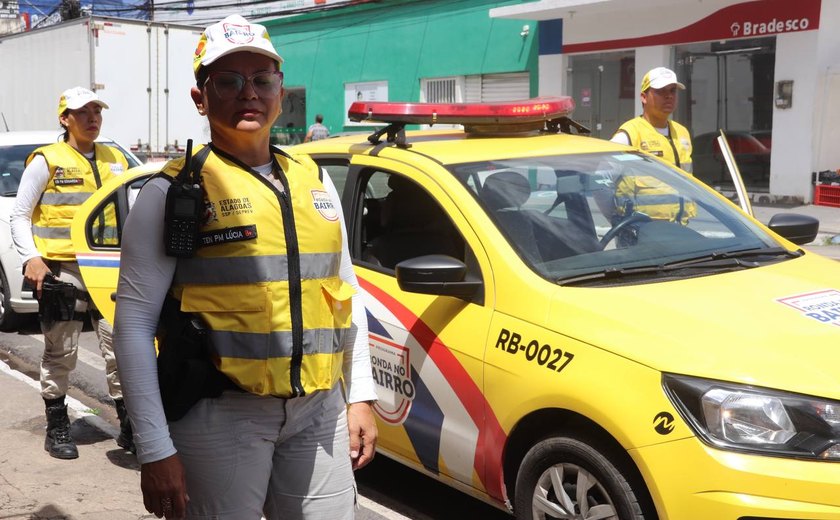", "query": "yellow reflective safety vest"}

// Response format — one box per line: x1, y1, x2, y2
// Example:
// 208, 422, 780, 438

161, 145, 353, 397
613, 174, 697, 224
616, 116, 693, 172
27, 141, 127, 261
